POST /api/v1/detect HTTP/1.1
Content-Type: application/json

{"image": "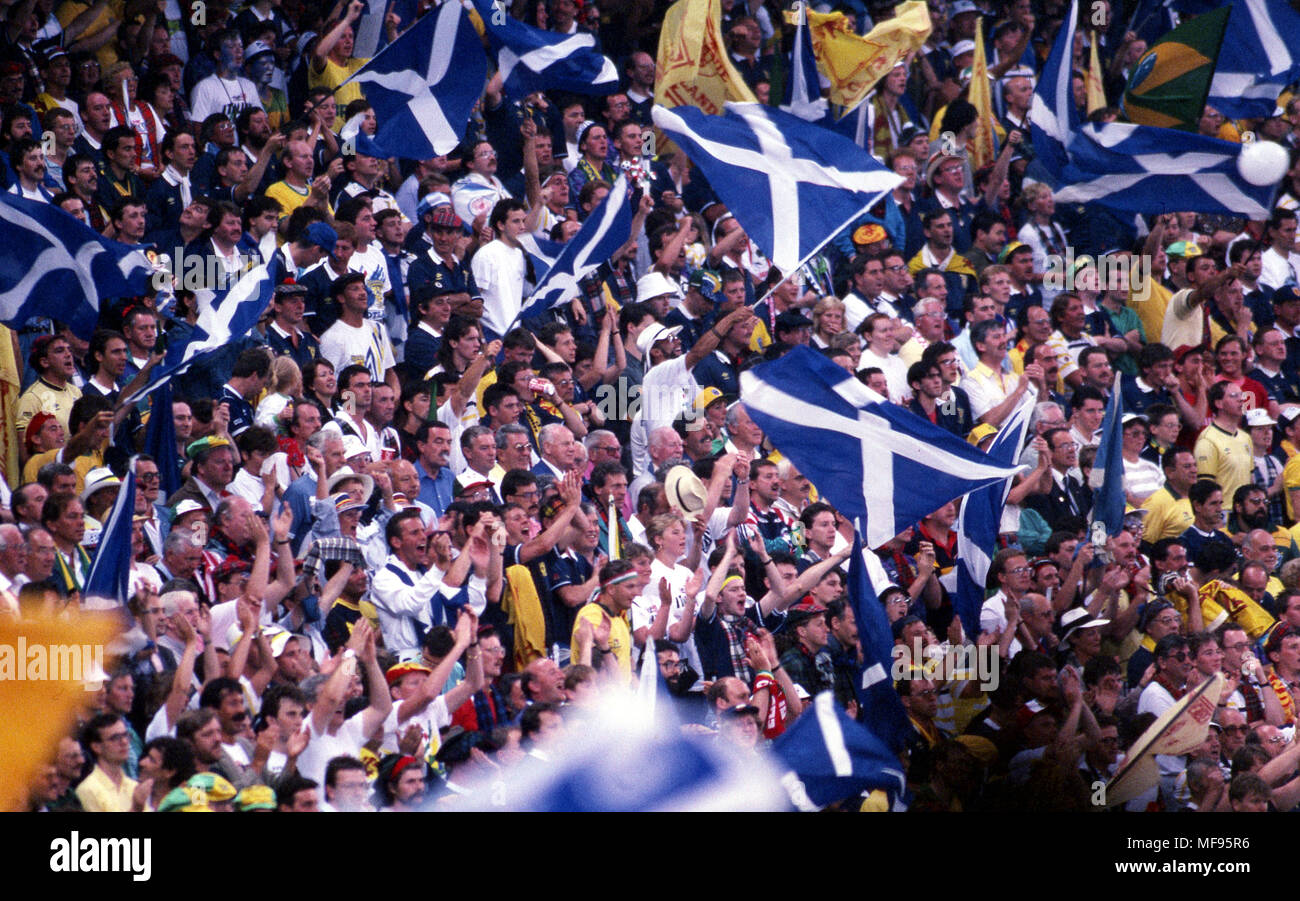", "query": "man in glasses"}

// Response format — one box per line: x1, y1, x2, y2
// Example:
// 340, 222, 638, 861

980, 548, 1033, 659
1138, 633, 1193, 808
75, 713, 139, 812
